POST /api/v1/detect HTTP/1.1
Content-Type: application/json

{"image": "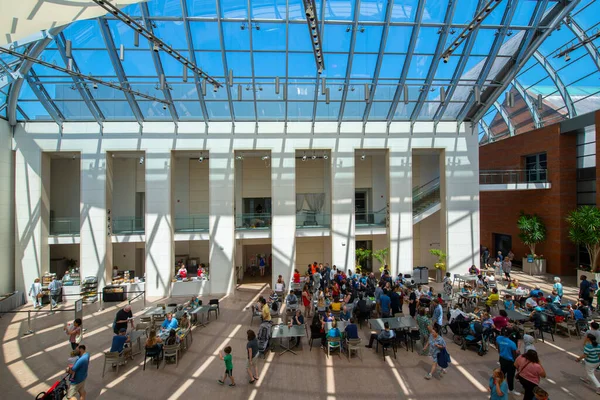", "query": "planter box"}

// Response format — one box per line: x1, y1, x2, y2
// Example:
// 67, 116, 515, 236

522, 258, 546, 275
576, 269, 600, 284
